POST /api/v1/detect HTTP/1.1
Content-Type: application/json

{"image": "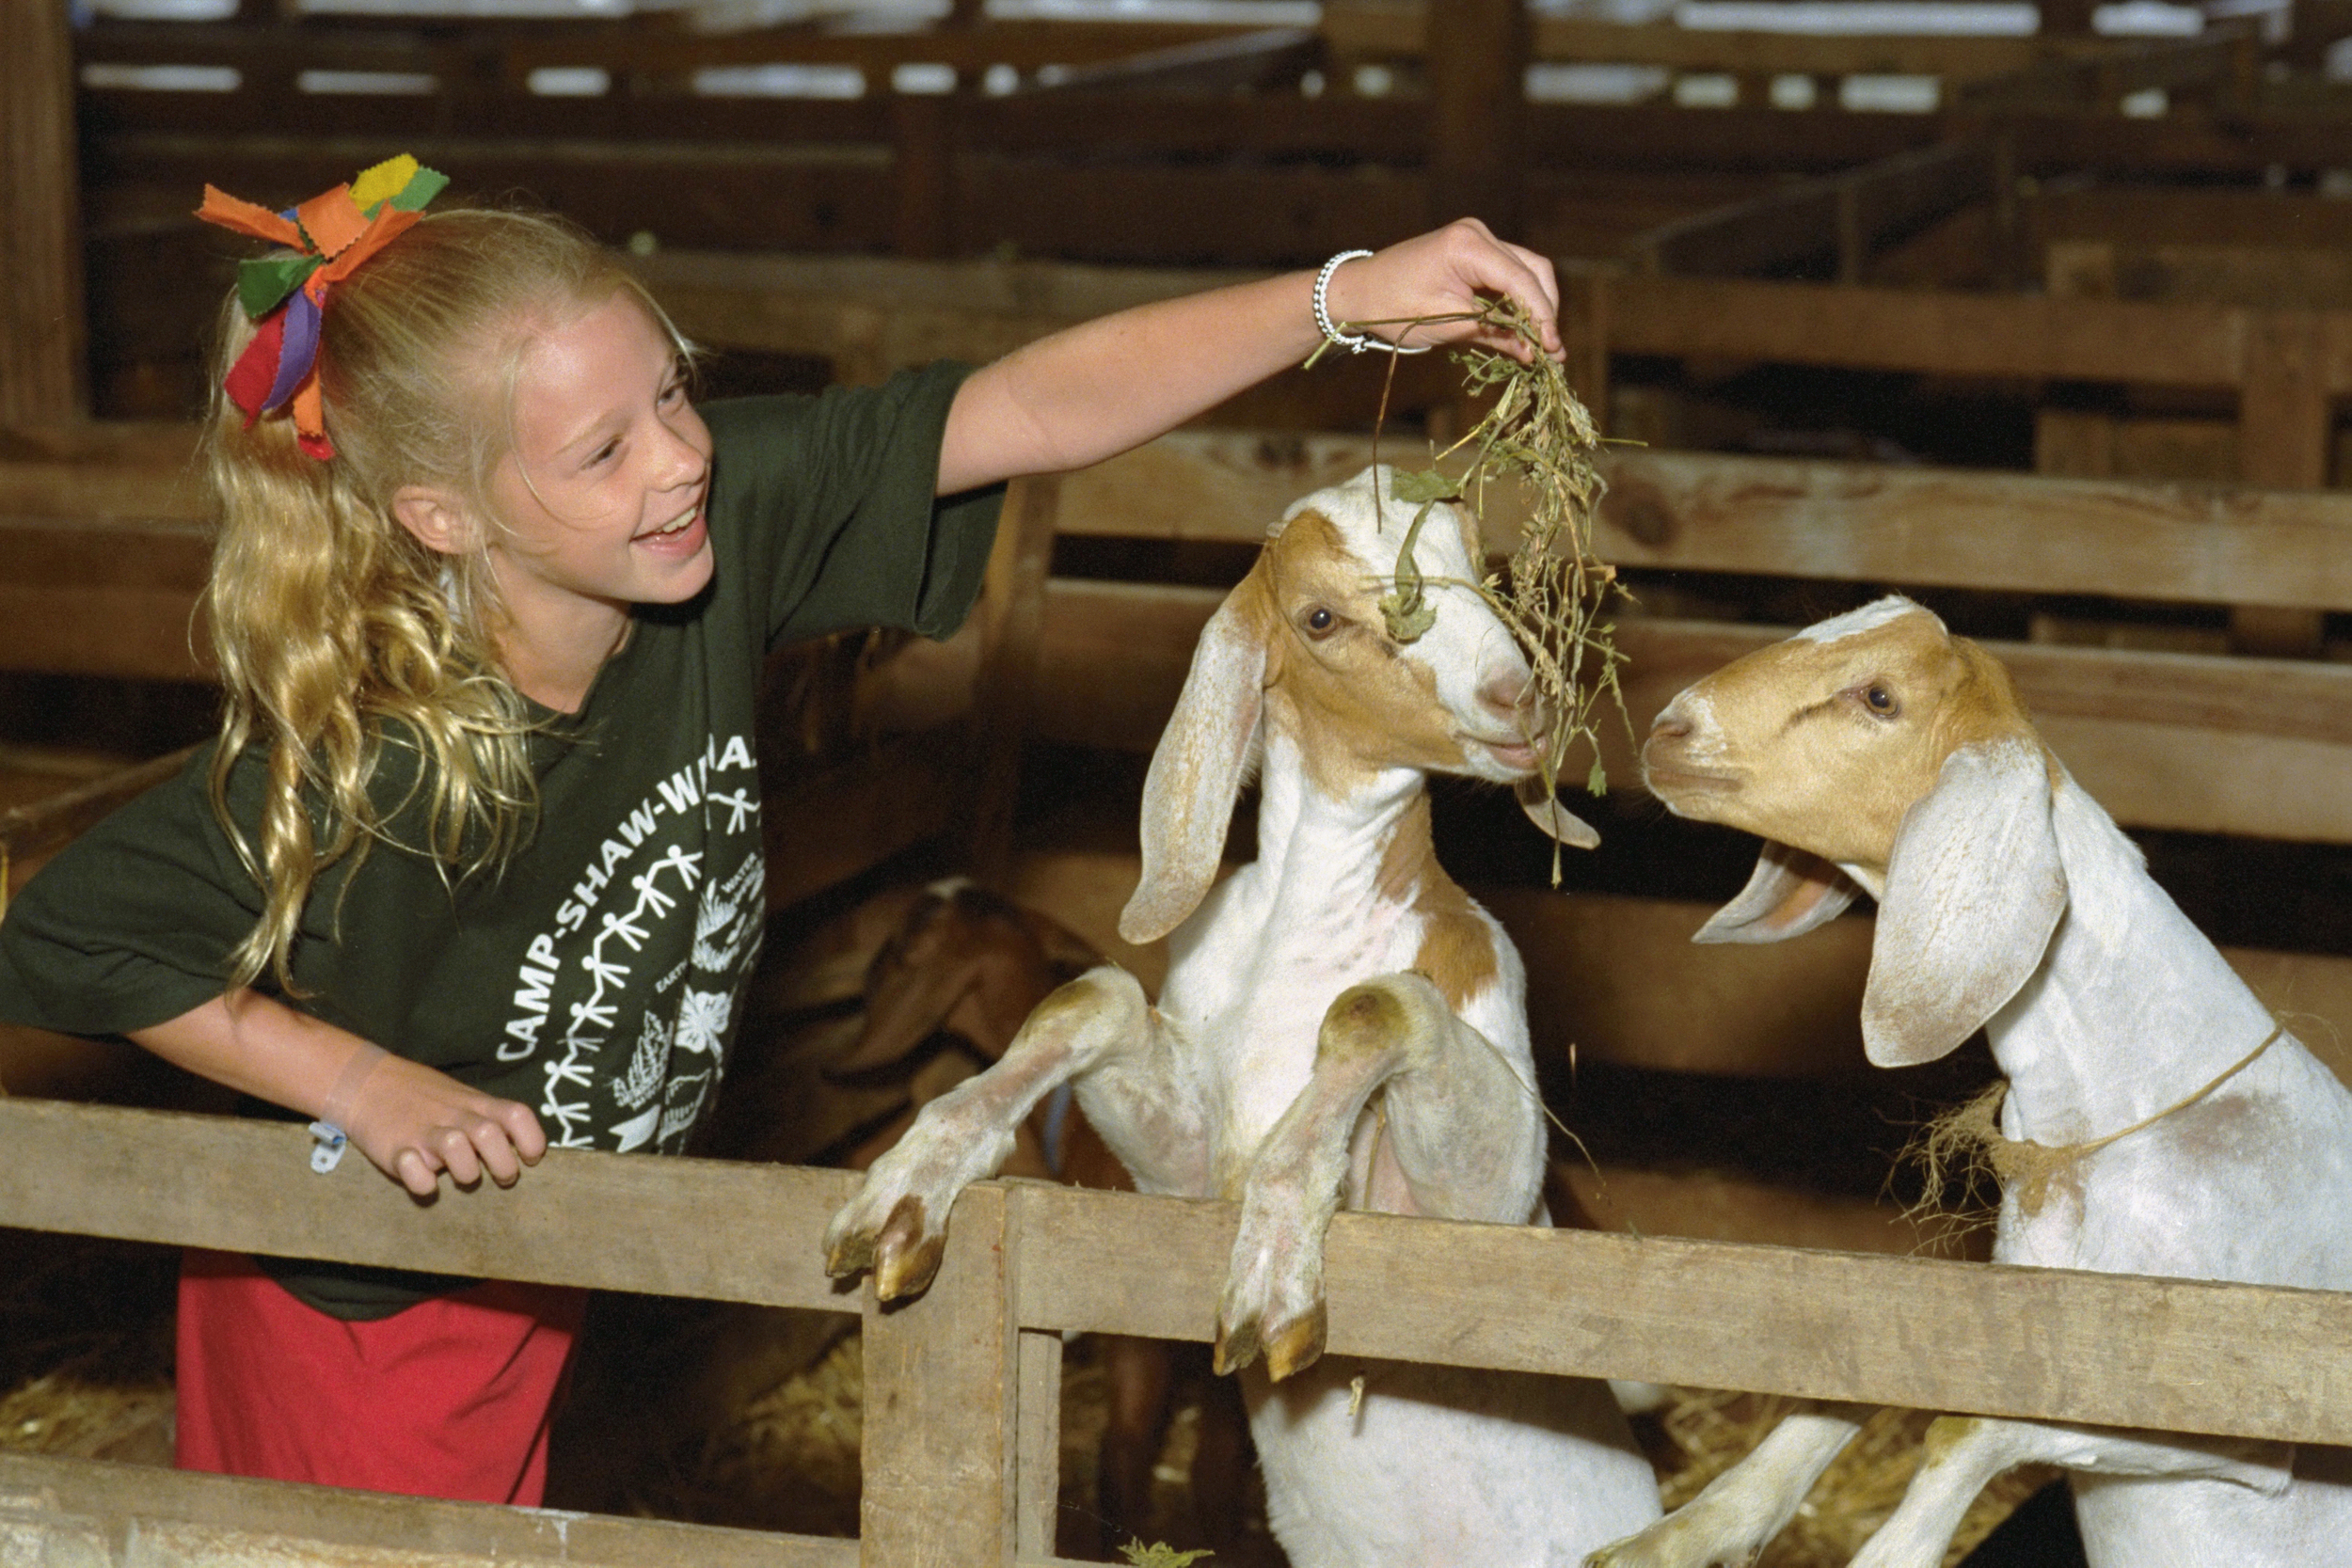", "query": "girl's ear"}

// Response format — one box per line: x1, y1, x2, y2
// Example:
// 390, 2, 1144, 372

1119, 578, 1271, 946
391, 485, 478, 557
1693, 842, 1858, 944
1861, 739, 2066, 1068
